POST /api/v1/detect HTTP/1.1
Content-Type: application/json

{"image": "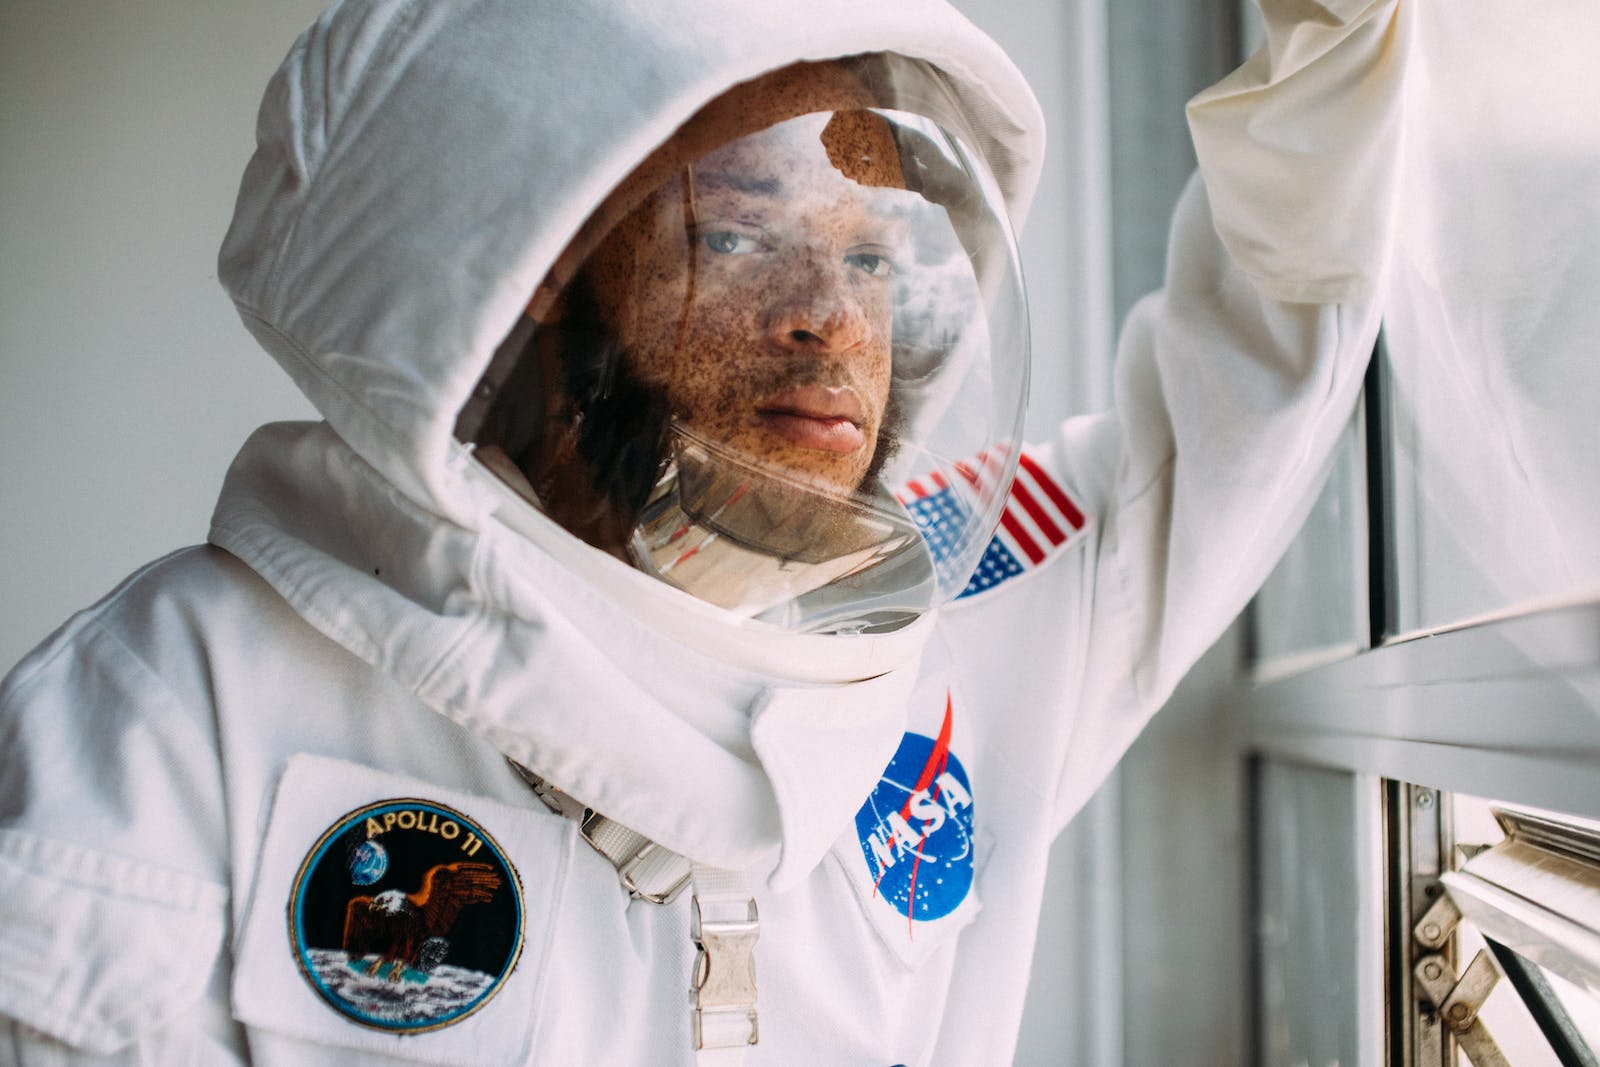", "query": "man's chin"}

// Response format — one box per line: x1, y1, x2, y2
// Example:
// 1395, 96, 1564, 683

766, 471, 869, 513
699, 472, 893, 563
682, 425, 865, 497
754, 454, 874, 505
